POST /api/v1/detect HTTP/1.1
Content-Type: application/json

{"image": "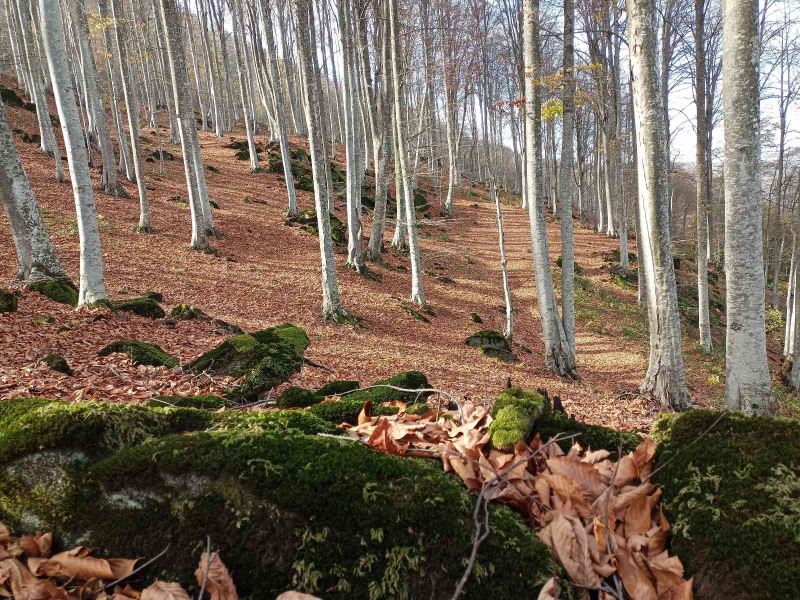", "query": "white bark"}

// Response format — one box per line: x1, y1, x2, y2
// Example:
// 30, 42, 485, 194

628, 0, 690, 409
721, 0, 774, 414
39, 0, 107, 306
523, 0, 575, 376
